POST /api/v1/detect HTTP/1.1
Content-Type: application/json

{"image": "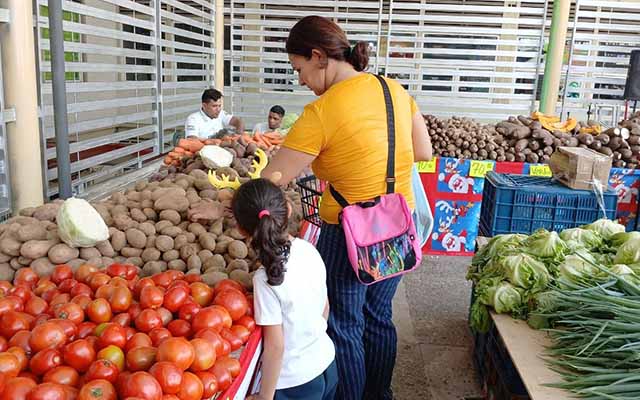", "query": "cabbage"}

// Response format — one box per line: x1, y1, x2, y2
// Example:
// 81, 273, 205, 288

492, 282, 524, 314
471, 234, 526, 267
559, 228, 603, 250
499, 254, 550, 290
199, 145, 233, 169
524, 230, 568, 260
530, 291, 559, 314
558, 252, 598, 283
57, 198, 109, 248
609, 231, 640, 248
614, 238, 640, 265
610, 264, 635, 276
583, 219, 625, 240
280, 113, 299, 131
